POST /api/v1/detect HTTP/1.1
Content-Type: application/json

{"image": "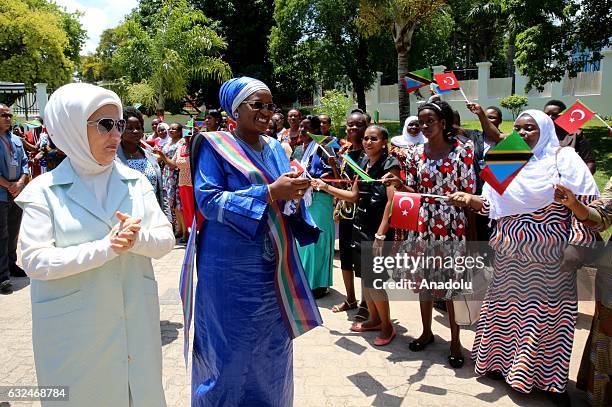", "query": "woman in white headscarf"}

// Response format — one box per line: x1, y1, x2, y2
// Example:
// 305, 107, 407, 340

448, 110, 599, 401
390, 115, 427, 148
15, 83, 175, 406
